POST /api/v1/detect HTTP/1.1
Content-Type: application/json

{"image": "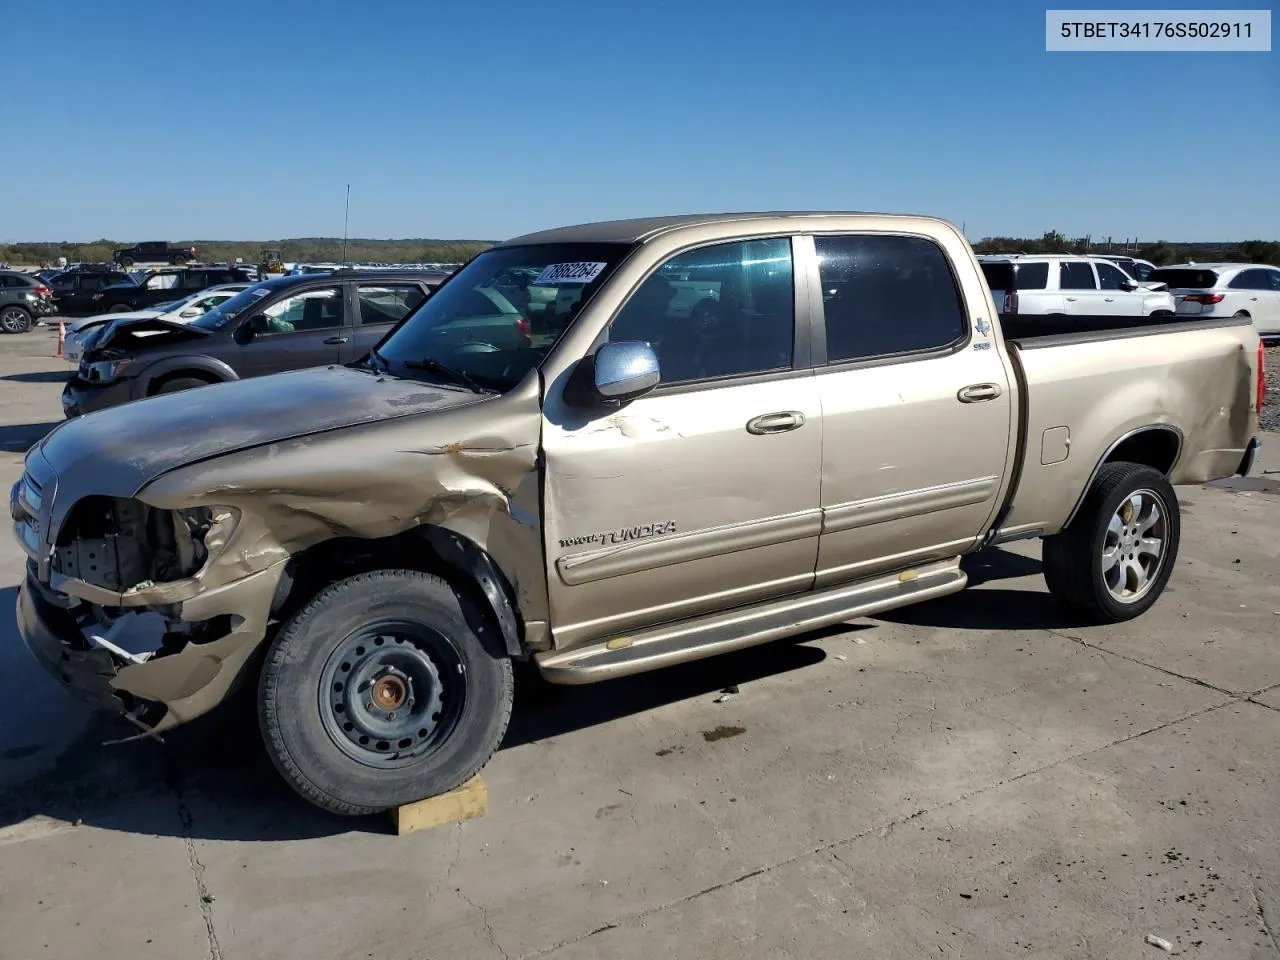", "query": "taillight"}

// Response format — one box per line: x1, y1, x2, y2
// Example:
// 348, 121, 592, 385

1258, 340, 1266, 415
1002, 291, 1018, 314
34, 286, 51, 297
1184, 293, 1225, 304
514, 317, 531, 338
